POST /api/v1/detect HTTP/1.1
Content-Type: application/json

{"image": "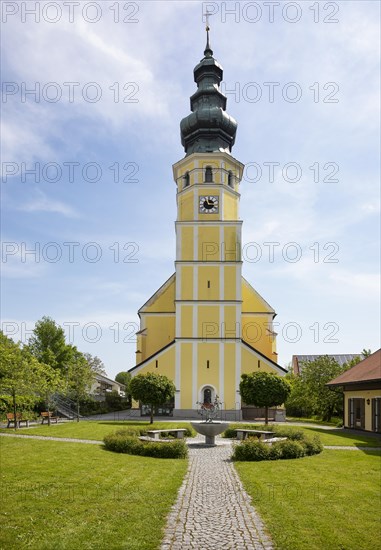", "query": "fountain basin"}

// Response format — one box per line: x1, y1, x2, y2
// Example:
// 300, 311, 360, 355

191, 421, 229, 445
